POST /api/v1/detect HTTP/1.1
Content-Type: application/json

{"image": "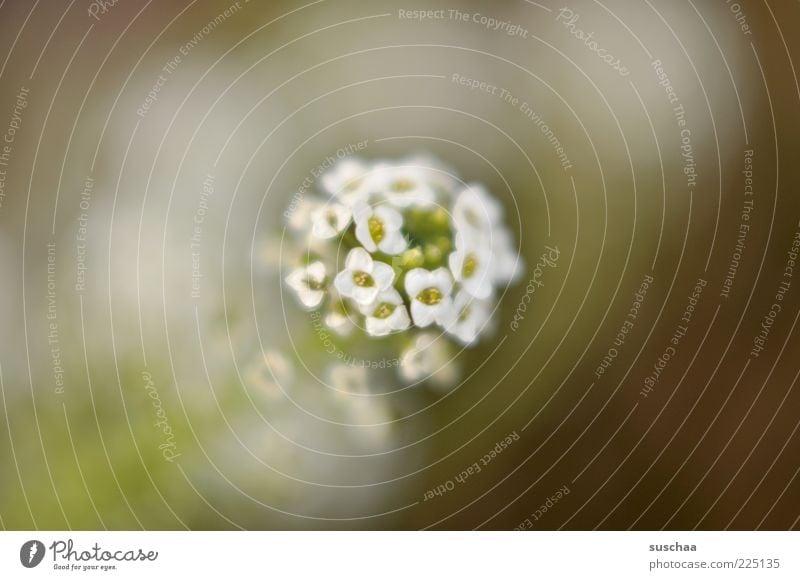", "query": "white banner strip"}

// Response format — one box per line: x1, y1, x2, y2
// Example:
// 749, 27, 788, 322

1, 531, 797, 578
